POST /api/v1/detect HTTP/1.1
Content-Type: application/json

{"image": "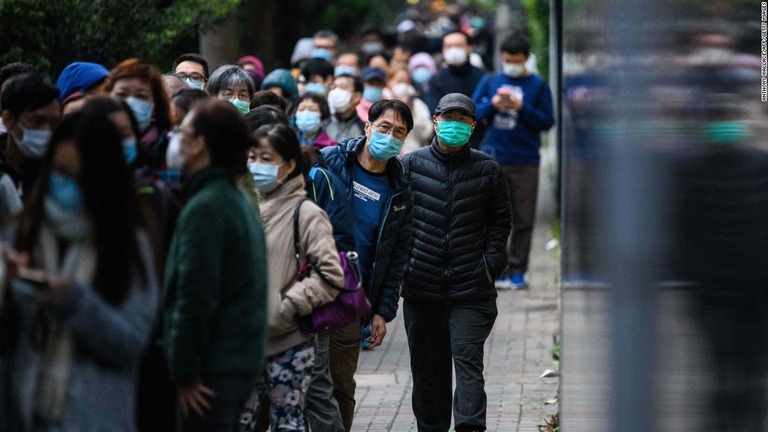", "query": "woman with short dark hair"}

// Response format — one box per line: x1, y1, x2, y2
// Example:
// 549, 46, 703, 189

241, 124, 343, 431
